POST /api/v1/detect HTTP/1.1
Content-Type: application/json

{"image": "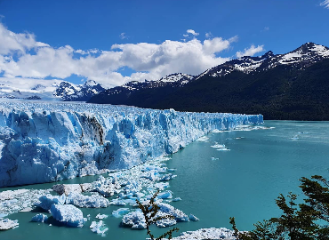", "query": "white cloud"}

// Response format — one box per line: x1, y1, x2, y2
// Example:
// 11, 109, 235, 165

205, 32, 212, 38
0, 23, 257, 88
186, 29, 199, 36
320, 0, 329, 8
120, 32, 127, 39
236, 45, 264, 58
